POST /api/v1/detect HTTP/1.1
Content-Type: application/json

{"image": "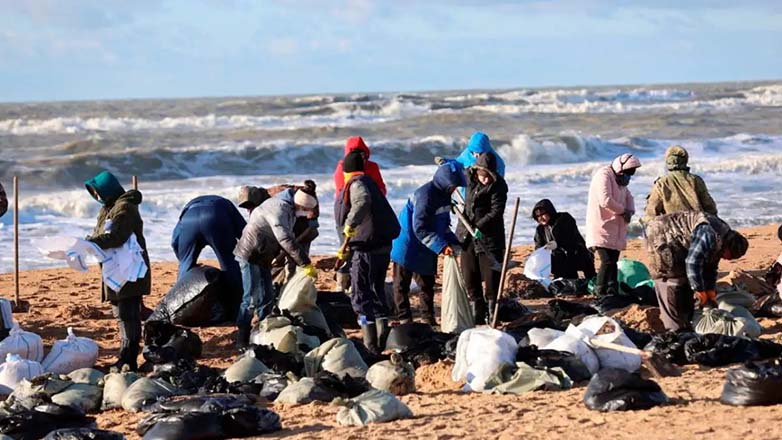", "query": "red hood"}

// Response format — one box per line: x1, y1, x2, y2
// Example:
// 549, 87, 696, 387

344, 136, 370, 158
